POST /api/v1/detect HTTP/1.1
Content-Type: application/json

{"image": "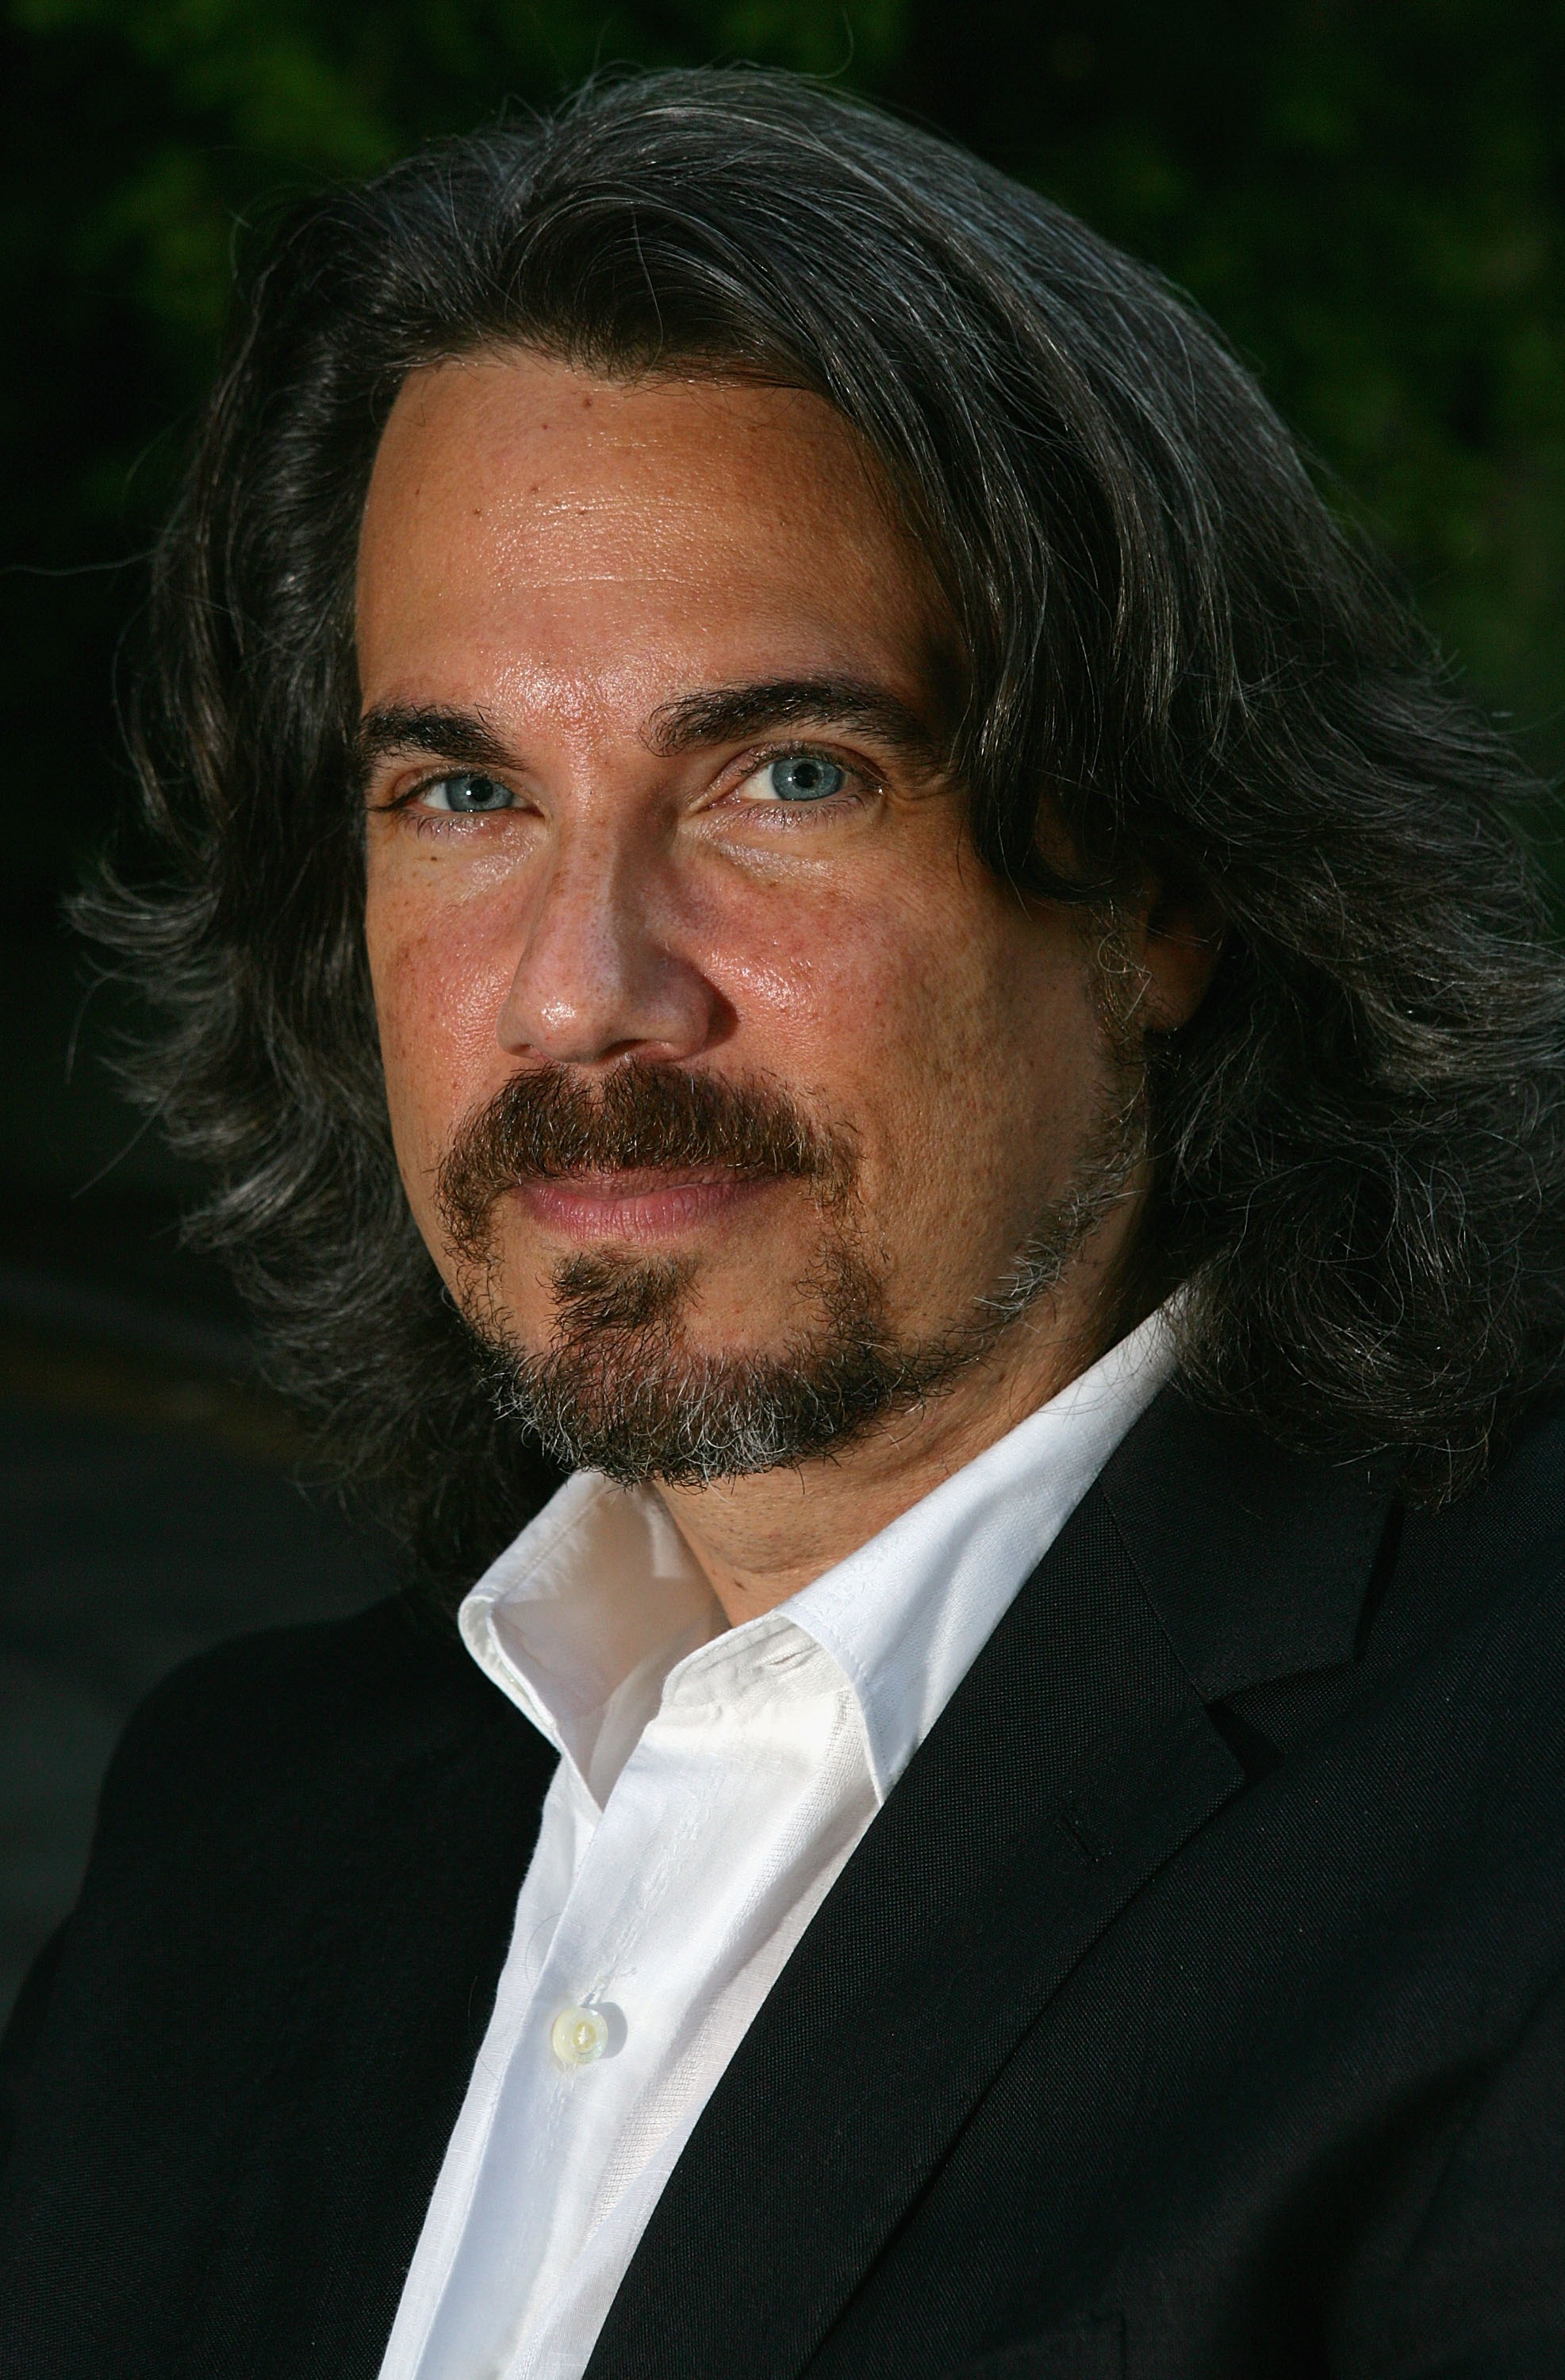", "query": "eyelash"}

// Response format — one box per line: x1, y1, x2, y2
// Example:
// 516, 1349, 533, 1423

374, 772, 513, 832
378, 740, 880, 831
727, 743, 876, 823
